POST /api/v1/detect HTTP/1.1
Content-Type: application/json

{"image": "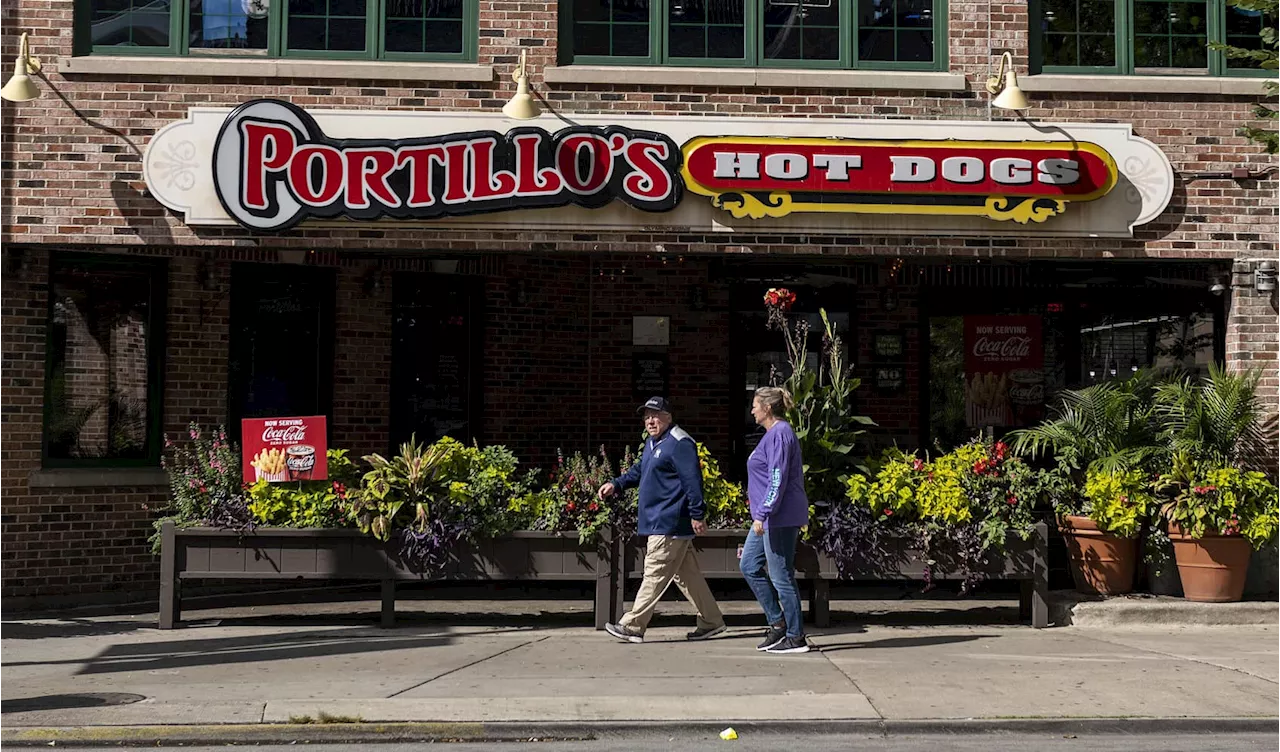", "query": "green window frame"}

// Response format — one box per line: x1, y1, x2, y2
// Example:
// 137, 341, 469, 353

1030, 0, 1271, 76
42, 252, 168, 469
75, 0, 478, 60
562, 0, 949, 71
